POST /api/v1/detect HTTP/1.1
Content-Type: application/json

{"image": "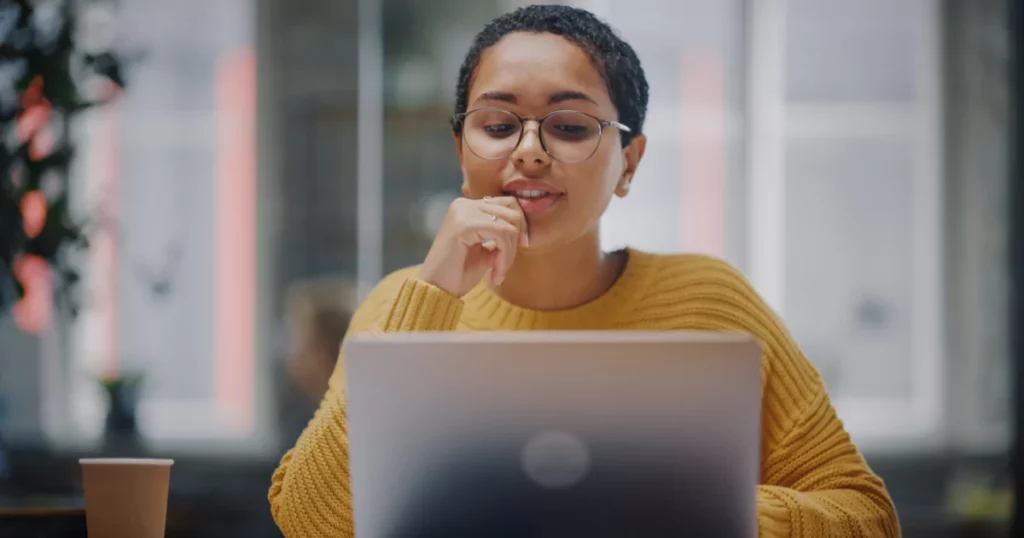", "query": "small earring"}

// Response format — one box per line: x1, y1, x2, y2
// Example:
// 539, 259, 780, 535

620, 182, 631, 194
